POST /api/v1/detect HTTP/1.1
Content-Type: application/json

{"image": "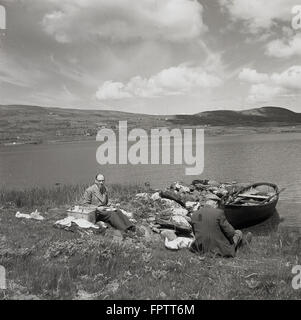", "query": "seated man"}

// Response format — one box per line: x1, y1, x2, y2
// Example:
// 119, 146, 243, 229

81, 173, 135, 232
189, 206, 252, 258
